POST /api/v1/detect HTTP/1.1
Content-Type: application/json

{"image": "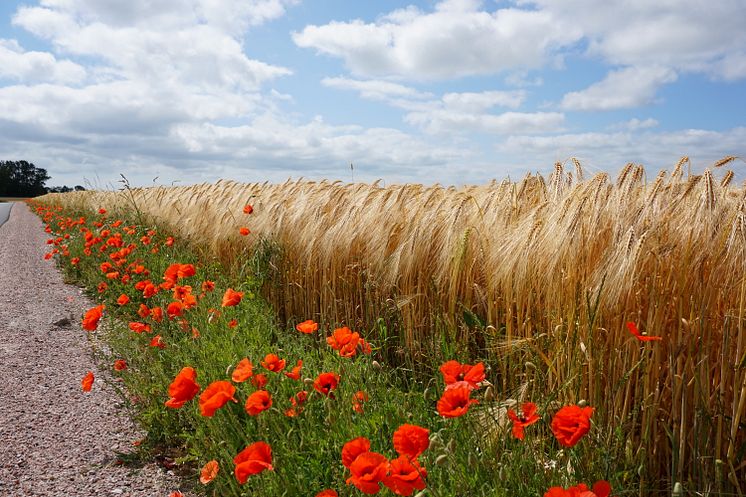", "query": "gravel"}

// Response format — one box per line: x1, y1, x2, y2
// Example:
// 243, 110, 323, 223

0, 202, 187, 497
